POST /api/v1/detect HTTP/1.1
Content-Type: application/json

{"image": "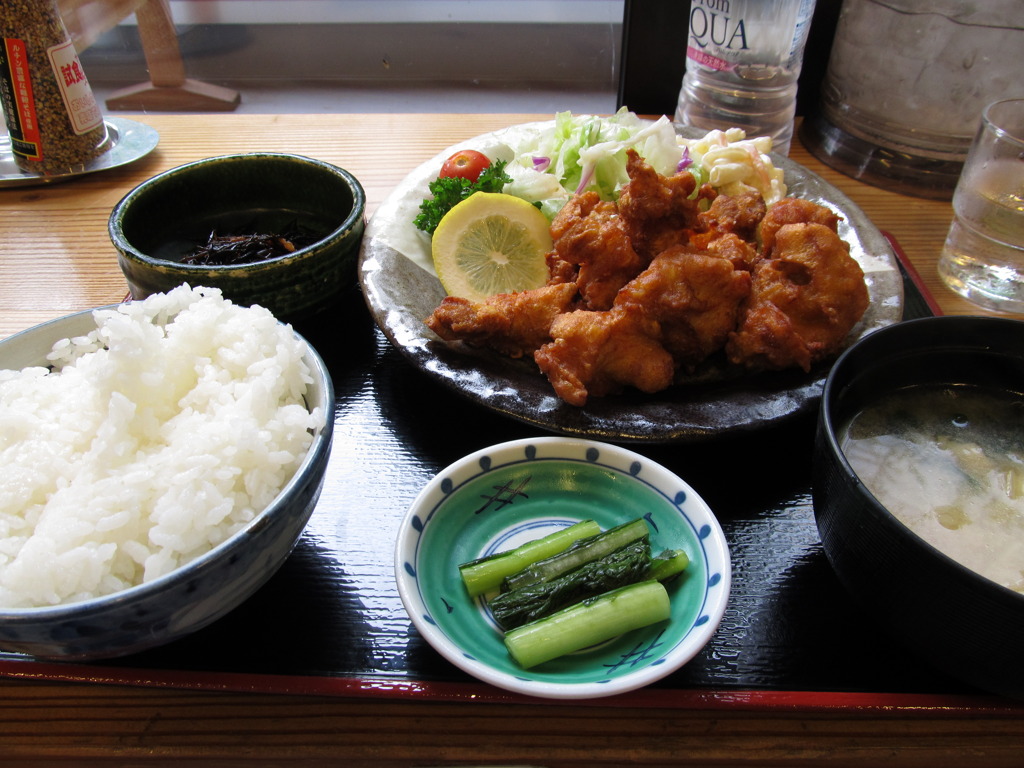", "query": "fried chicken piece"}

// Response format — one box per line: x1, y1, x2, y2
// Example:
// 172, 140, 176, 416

697, 191, 767, 242
425, 282, 579, 358
758, 197, 841, 256
615, 245, 752, 368
726, 222, 869, 372
617, 149, 708, 260
689, 193, 765, 270
549, 195, 645, 311
546, 248, 579, 286
550, 190, 603, 240
547, 190, 601, 286
534, 304, 674, 407
703, 231, 760, 272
